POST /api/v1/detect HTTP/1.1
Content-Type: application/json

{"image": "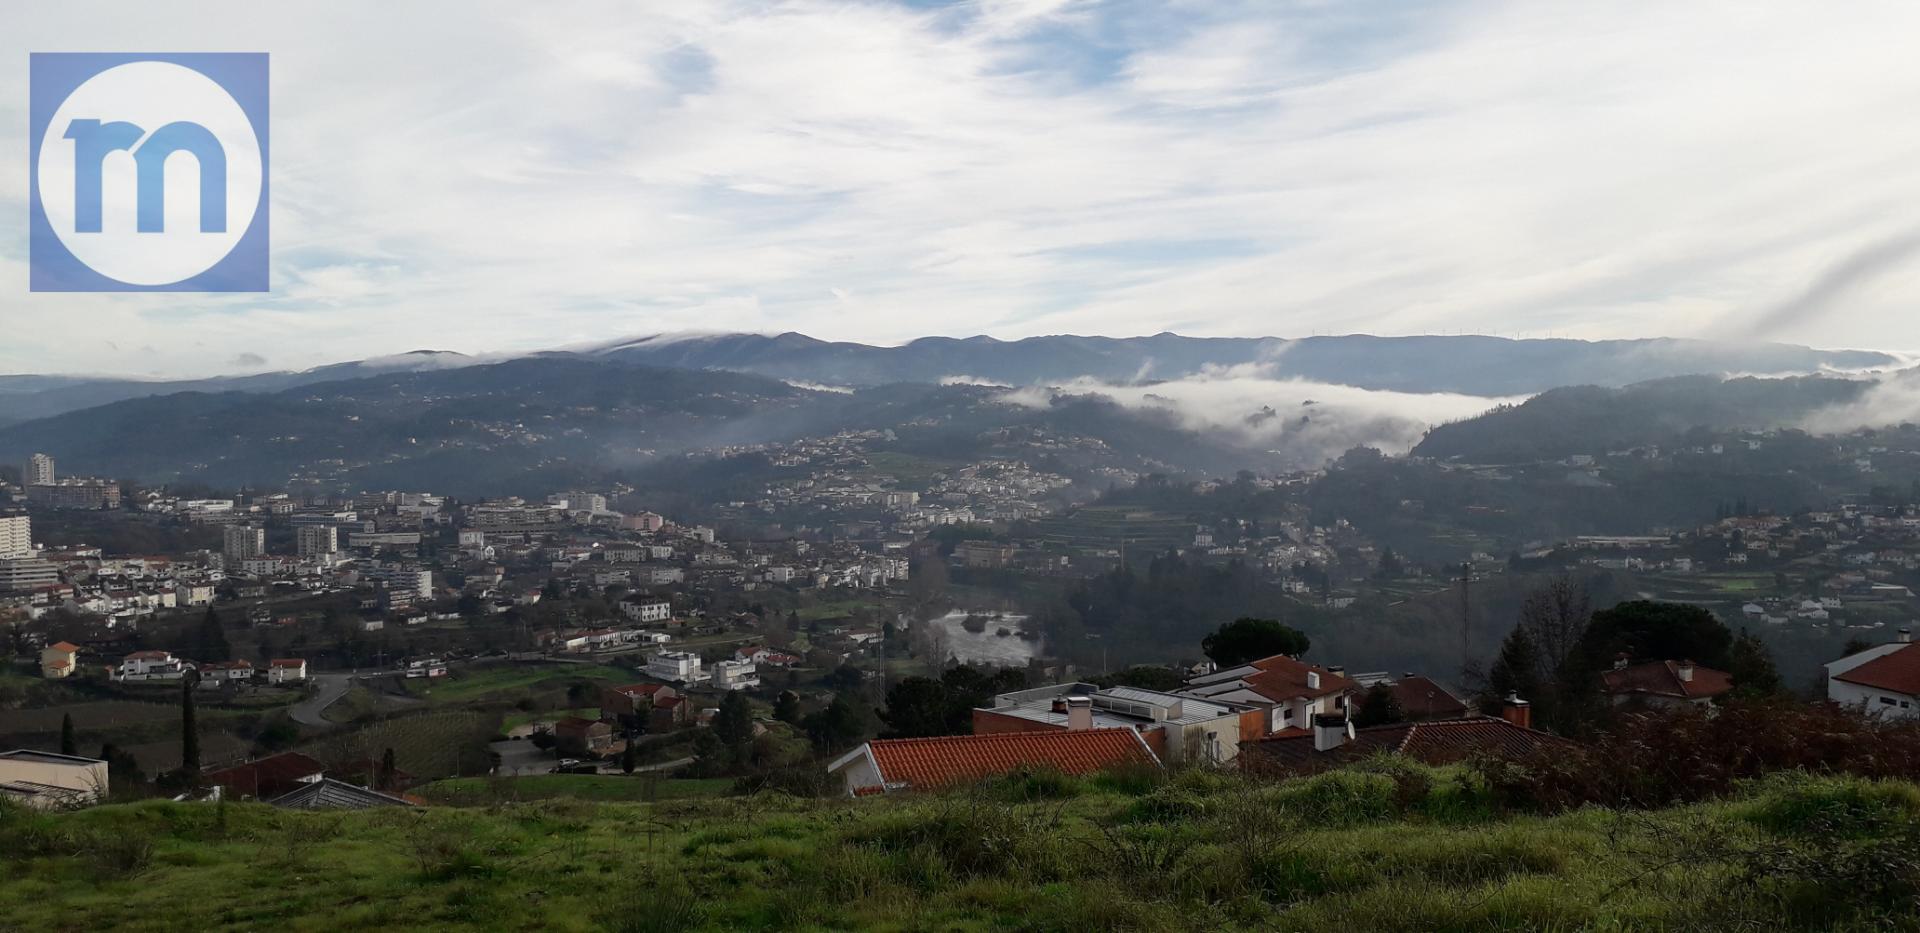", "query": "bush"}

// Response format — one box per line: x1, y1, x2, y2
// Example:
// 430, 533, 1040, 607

1476, 699, 1920, 813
